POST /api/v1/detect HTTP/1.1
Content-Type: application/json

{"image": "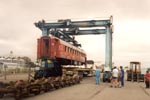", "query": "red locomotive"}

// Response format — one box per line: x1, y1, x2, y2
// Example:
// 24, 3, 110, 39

35, 36, 86, 78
